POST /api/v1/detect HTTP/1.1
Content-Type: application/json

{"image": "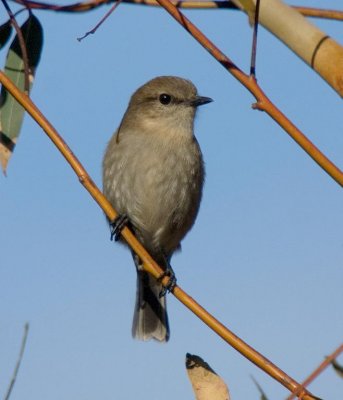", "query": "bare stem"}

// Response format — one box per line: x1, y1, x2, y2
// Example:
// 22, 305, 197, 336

153, 0, 343, 186
9, 0, 343, 21
77, 0, 122, 41
250, 0, 260, 77
293, 6, 343, 21
4, 323, 30, 400
286, 343, 343, 400
1, 0, 30, 93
